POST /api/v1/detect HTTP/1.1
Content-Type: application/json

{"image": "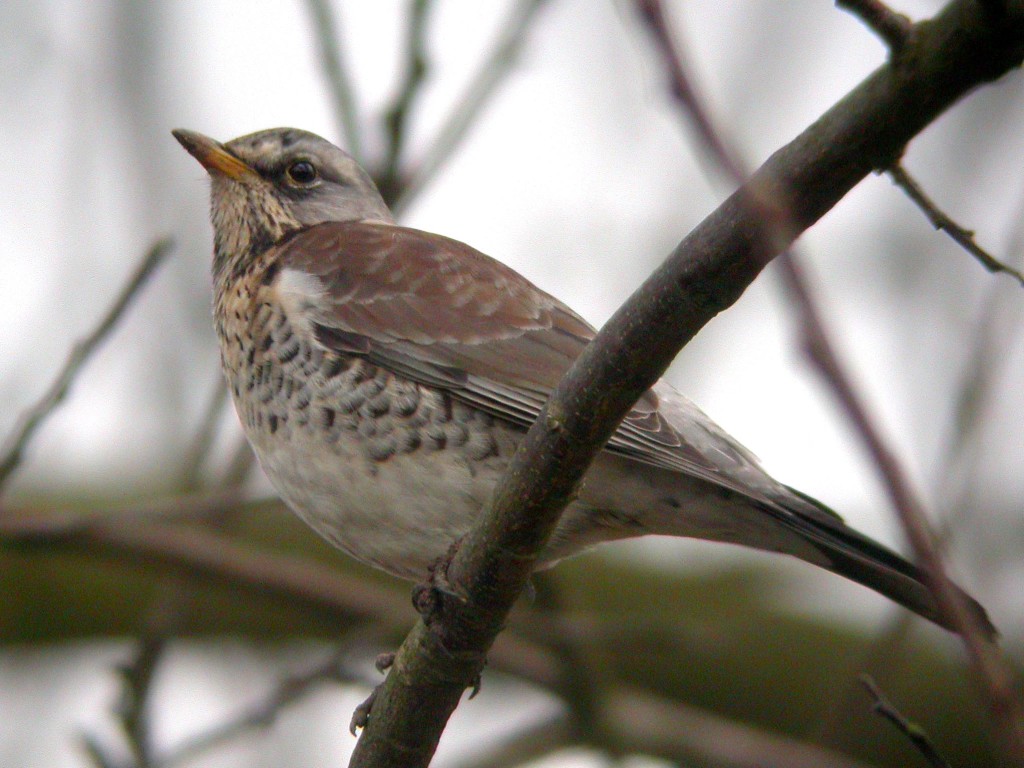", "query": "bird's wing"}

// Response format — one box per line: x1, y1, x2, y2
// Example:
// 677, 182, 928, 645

272, 220, 771, 488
